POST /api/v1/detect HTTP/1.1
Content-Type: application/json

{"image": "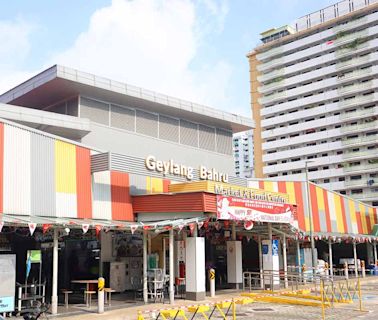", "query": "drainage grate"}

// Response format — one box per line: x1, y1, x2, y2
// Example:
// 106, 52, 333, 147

251, 308, 275, 312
